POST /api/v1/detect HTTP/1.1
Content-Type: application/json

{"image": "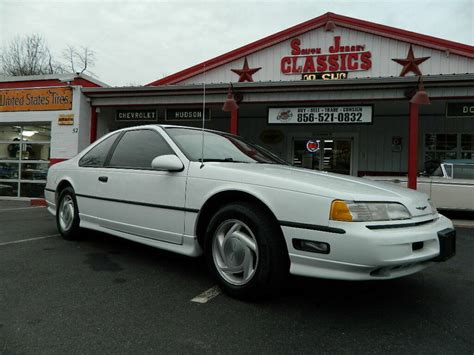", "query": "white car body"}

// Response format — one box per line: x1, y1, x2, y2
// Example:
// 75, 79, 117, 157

45, 125, 455, 283
365, 161, 474, 212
